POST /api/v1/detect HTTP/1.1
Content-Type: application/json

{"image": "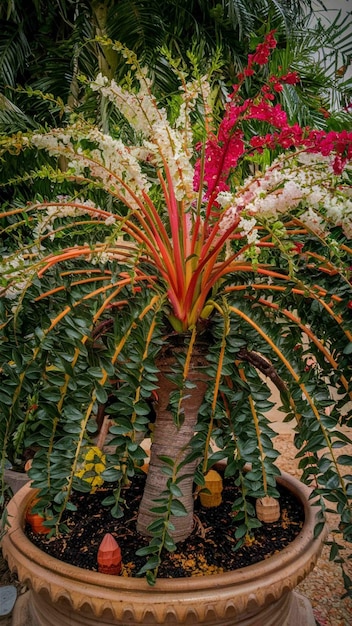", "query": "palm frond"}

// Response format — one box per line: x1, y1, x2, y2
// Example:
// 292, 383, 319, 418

0, 93, 38, 133
107, 0, 165, 58
0, 22, 31, 88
